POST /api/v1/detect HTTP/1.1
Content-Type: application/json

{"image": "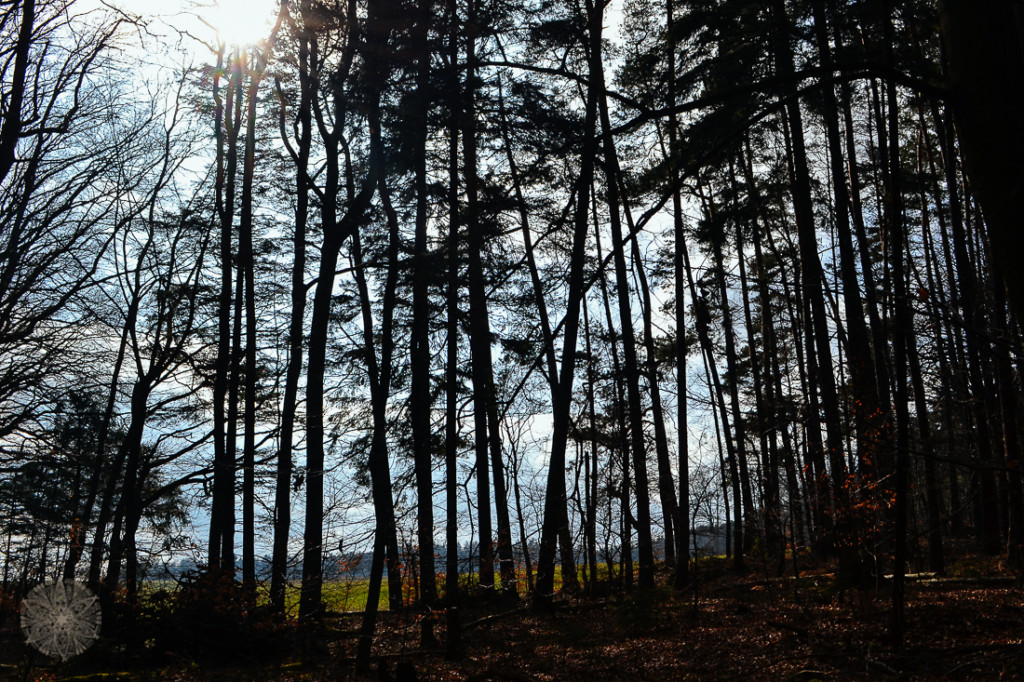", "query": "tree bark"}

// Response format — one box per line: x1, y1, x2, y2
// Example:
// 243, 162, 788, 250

771, 0, 850, 575
531, 0, 598, 606
209, 47, 243, 573
270, 0, 313, 613
938, 0, 1024, 318
594, 23, 655, 587
410, 0, 437, 613
667, 0, 690, 587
